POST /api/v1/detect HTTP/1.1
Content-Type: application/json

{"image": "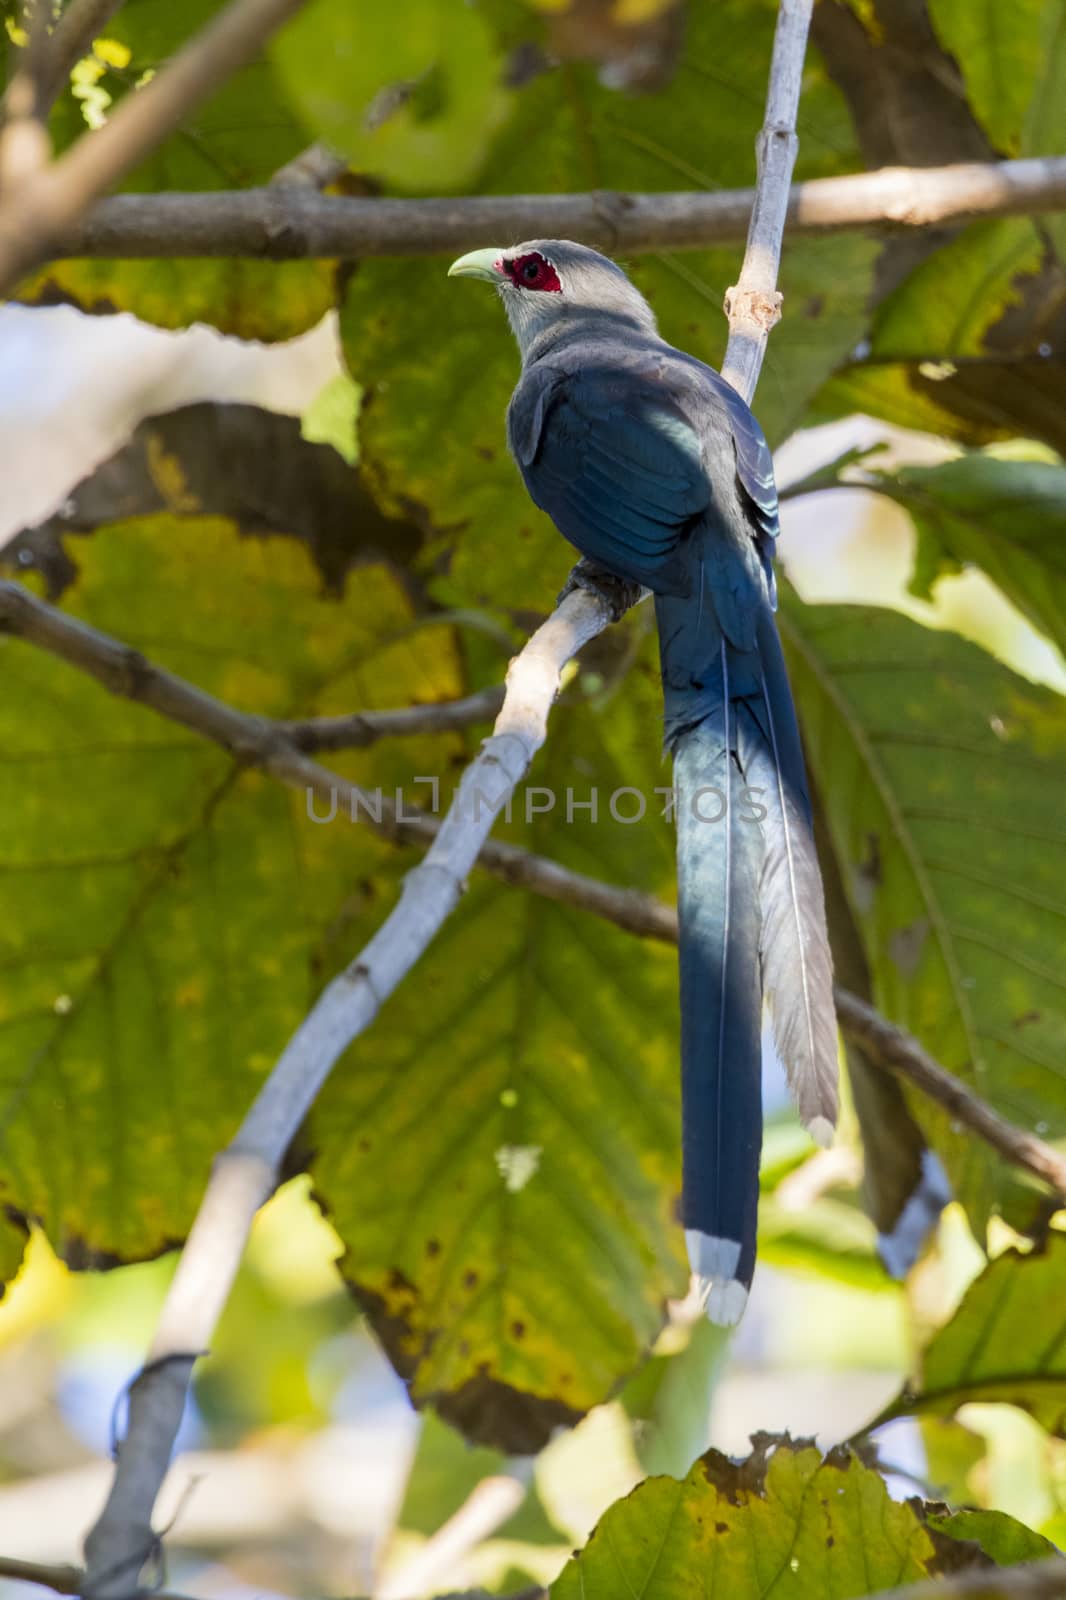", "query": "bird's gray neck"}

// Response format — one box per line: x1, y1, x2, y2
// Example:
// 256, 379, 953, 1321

515, 305, 663, 368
